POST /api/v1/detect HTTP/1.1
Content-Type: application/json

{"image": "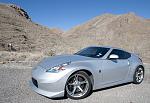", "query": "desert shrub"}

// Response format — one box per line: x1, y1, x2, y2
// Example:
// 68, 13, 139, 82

15, 28, 22, 32
44, 50, 55, 56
